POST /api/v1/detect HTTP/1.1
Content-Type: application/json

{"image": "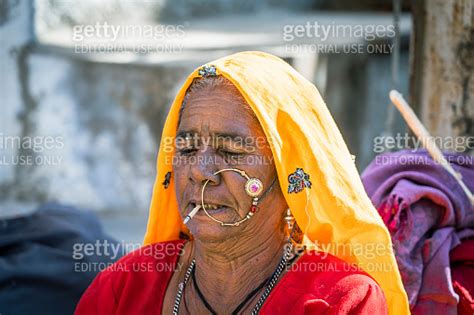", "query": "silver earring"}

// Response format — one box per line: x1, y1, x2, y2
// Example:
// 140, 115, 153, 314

284, 208, 295, 234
